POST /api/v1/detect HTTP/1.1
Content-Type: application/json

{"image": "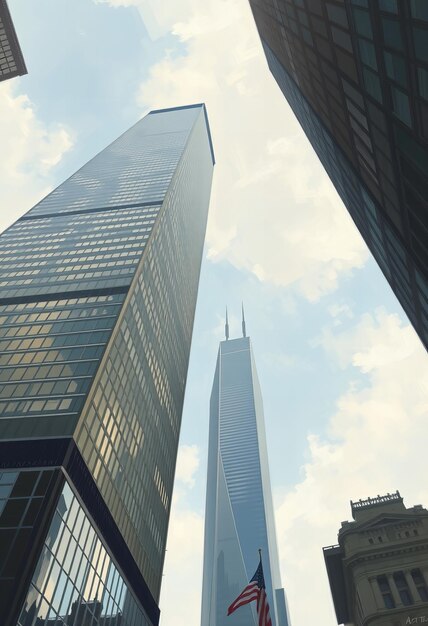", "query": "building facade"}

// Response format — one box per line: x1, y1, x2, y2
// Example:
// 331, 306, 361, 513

0, 0, 26, 82
201, 322, 290, 626
324, 492, 428, 625
0, 104, 214, 626
248, 0, 428, 349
